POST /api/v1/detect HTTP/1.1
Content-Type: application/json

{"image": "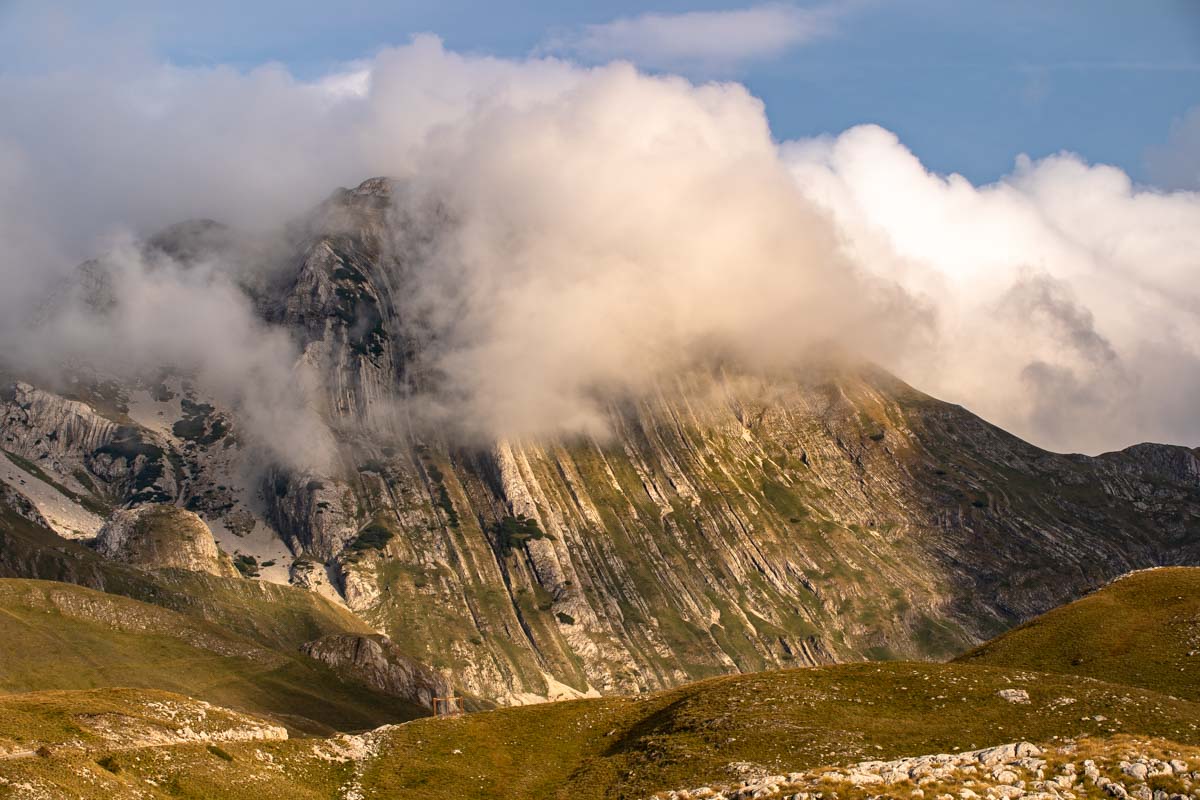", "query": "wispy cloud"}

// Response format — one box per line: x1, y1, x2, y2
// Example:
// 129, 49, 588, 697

542, 3, 845, 72
1016, 61, 1200, 73
1147, 104, 1200, 190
